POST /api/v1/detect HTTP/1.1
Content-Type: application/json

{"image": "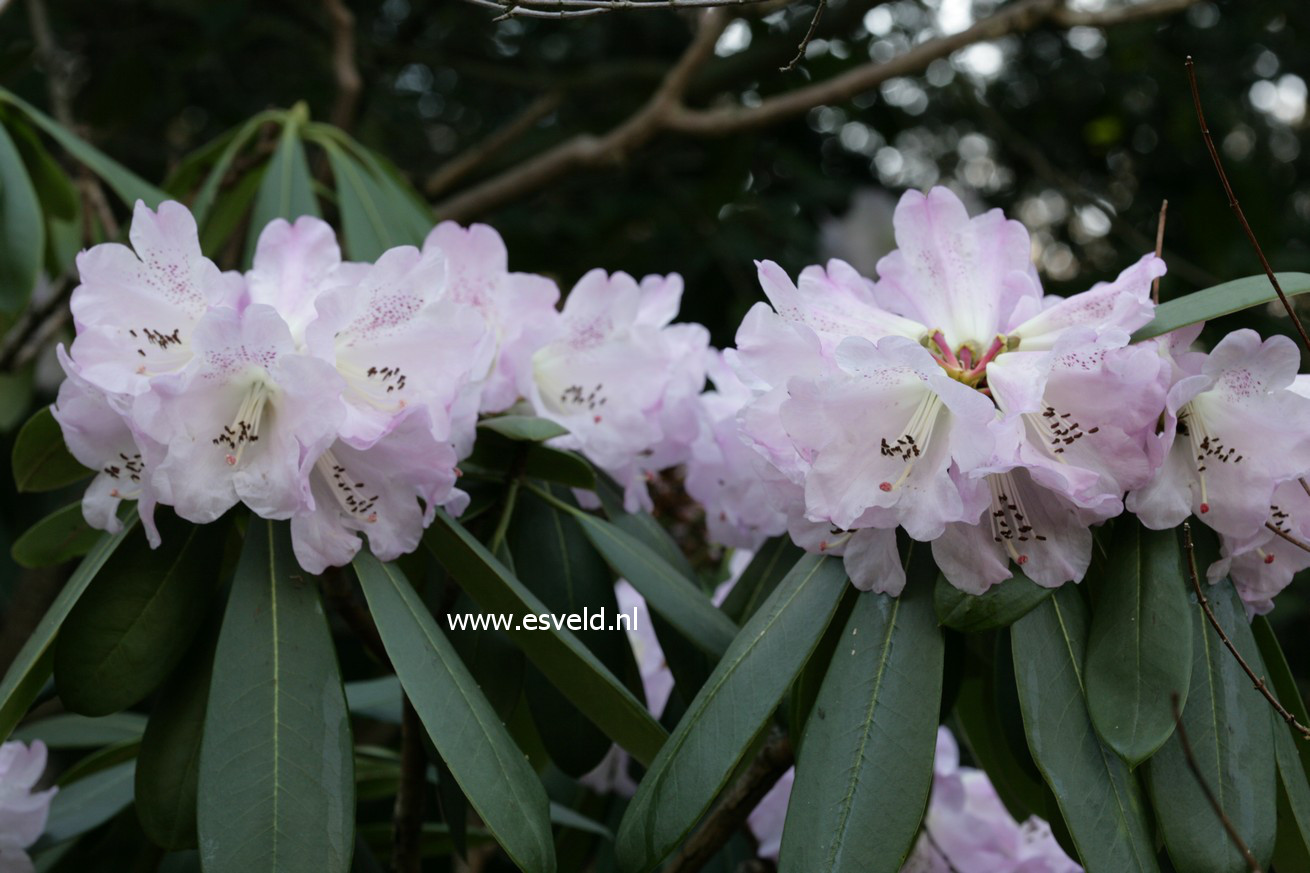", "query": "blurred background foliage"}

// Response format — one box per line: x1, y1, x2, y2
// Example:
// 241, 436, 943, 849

1, 0, 1308, 766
